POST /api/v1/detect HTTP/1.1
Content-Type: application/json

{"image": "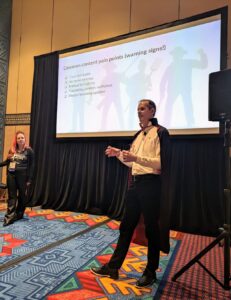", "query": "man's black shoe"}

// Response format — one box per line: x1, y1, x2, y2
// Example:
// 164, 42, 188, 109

3, 219, 14, 227
15, 214, 24, 221
91, 264, 119, 280
136, 269, 156, 288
